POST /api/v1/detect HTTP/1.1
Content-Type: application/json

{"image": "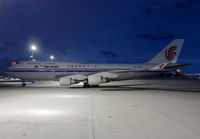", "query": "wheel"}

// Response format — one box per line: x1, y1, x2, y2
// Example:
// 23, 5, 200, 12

92, 85, 100, 88
21, 82, 26, 87
83, 84, 91, 88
